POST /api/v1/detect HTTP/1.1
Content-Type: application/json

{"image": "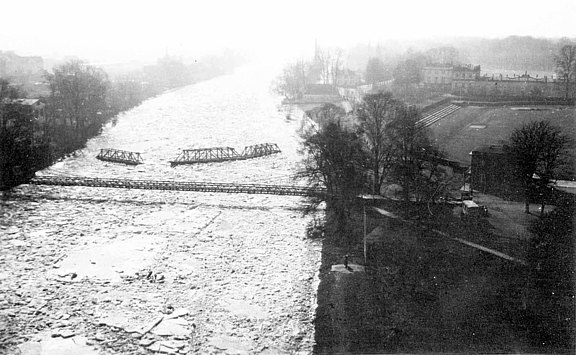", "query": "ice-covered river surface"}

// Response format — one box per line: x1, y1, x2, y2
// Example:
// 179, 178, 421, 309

1, 64, 322, 354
